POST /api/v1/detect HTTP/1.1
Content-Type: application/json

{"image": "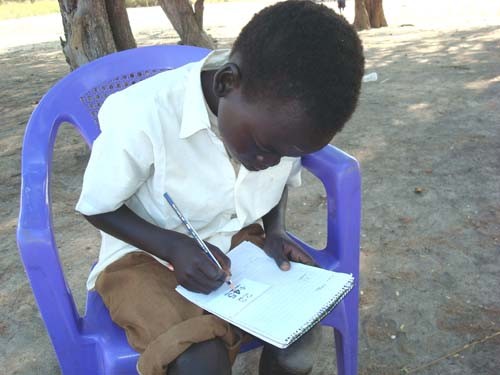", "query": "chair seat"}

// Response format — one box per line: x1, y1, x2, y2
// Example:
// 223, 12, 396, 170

83, 291, 140, 374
